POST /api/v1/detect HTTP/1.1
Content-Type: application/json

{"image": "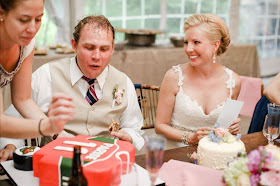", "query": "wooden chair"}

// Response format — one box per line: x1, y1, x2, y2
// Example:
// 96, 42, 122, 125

237, 76, 263, 117
135, 84, 160, 129
25, 138, 42, 147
